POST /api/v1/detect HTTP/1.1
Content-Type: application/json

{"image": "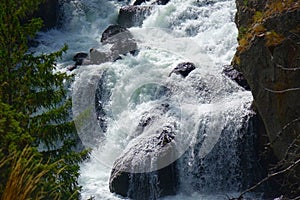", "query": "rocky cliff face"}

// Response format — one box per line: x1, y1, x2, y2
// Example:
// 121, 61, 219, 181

234, 0, 300, 196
